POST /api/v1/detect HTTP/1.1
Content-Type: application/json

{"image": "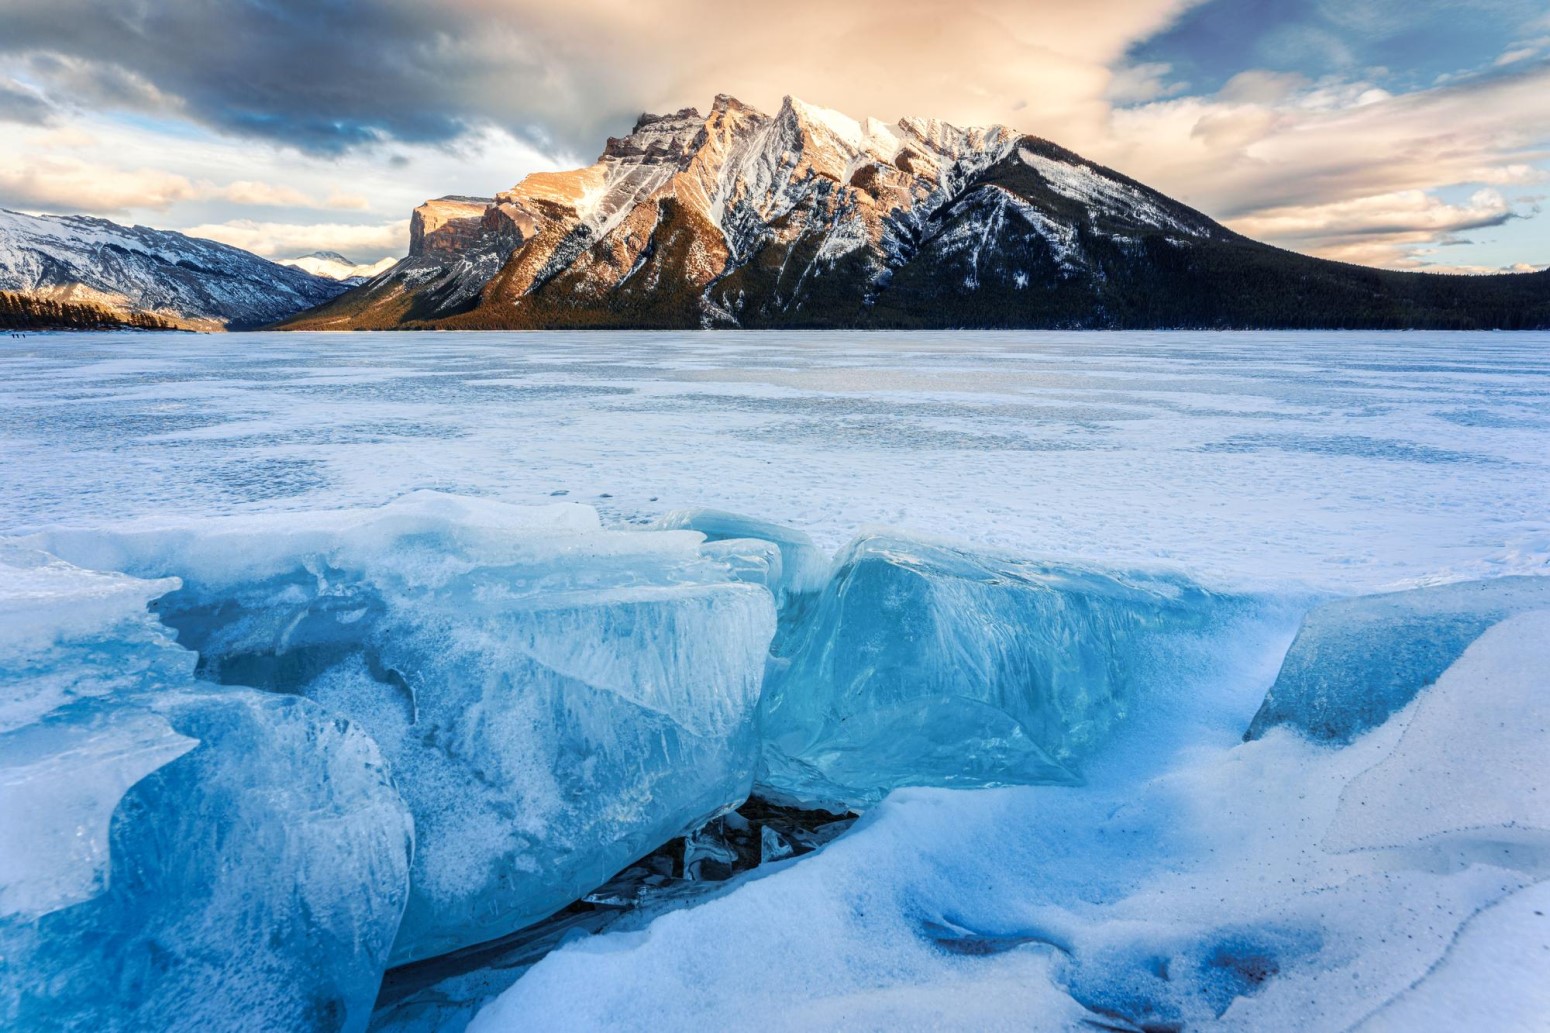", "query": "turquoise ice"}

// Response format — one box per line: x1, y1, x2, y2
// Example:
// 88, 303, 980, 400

0, 553, 411, 1033
1246, 576, 1550, 743
757, 532, 1235, 807
31, 494, 779, 964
